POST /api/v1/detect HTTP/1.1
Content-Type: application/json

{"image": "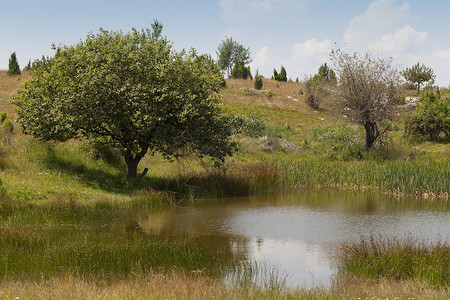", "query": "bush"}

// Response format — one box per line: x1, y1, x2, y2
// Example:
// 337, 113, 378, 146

2, 119, 13, 133
405, 92, 450, 142
0, 112, 7, 123
304, 79, 323, 110
254, 75, 263, 90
